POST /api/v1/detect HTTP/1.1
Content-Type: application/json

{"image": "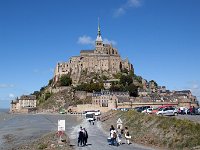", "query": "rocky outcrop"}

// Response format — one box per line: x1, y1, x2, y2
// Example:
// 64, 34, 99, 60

38, 88, 92, 111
